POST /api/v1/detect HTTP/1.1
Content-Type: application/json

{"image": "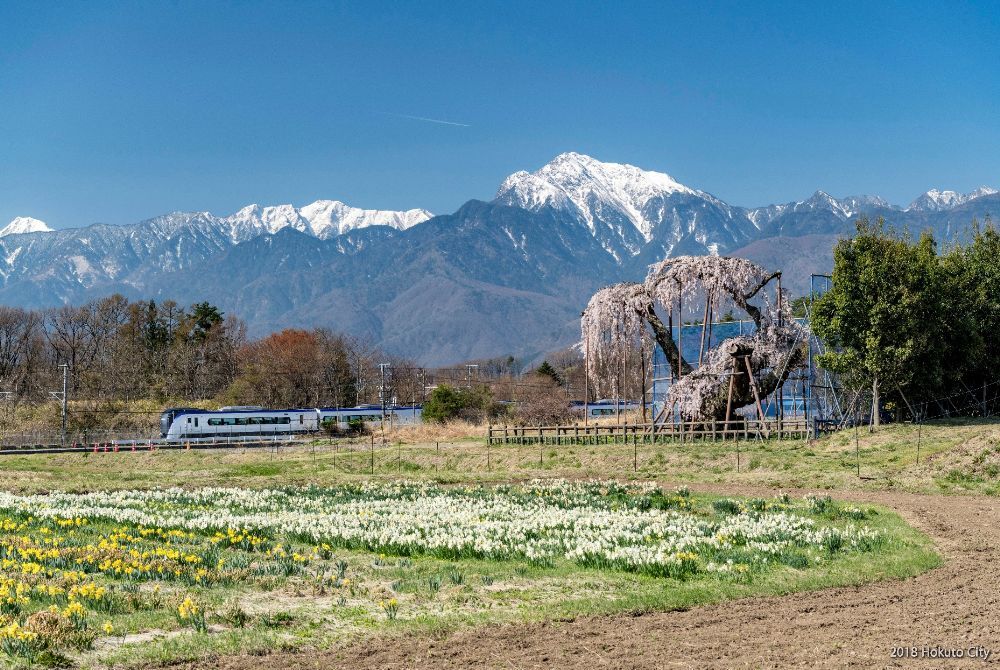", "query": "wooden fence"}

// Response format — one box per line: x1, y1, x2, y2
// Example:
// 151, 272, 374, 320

487, 418, 812, 445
